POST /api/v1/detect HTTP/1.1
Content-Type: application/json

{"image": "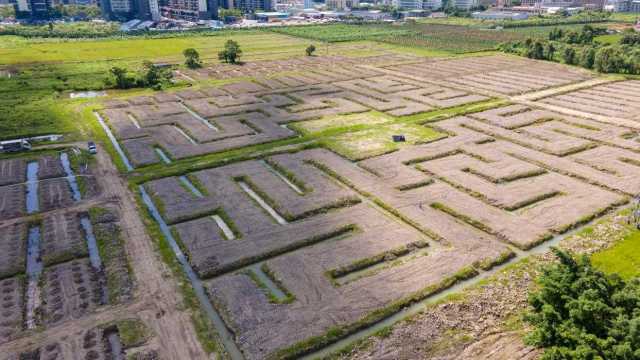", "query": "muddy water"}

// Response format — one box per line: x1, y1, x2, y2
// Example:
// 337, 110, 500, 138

93, 112, 134, 172
60, 152, 81, 201
69, 91, 106, 99
212, 215, 235, 240
127, 114, 141, 129
25, 226, 43, 329
179, 176, 203, 198
106, 330, 125, 360
80, 216, 108, 304
80, 216, 102, 269
139, 185, 244, 360
248, 263, 287, 301
260, 160, 304, 195
179, 102, 219, 131
237, 181, 287, 225
26, 161, 39, 214
154, 148, 172, 164
173, 125, 198, 145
